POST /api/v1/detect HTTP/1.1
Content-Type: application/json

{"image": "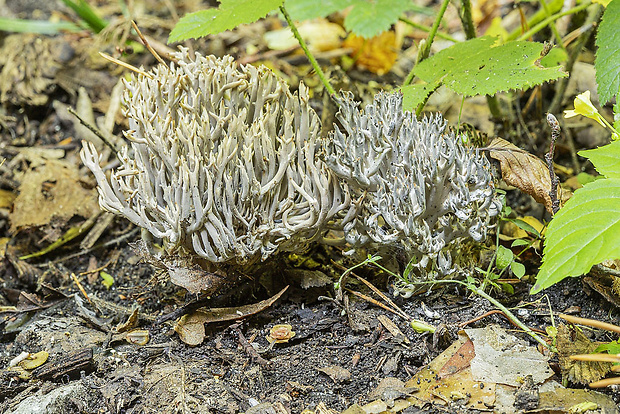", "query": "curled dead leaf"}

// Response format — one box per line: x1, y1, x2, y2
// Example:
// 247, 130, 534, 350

487, 137, 571, 214
175, 286, 289, 346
